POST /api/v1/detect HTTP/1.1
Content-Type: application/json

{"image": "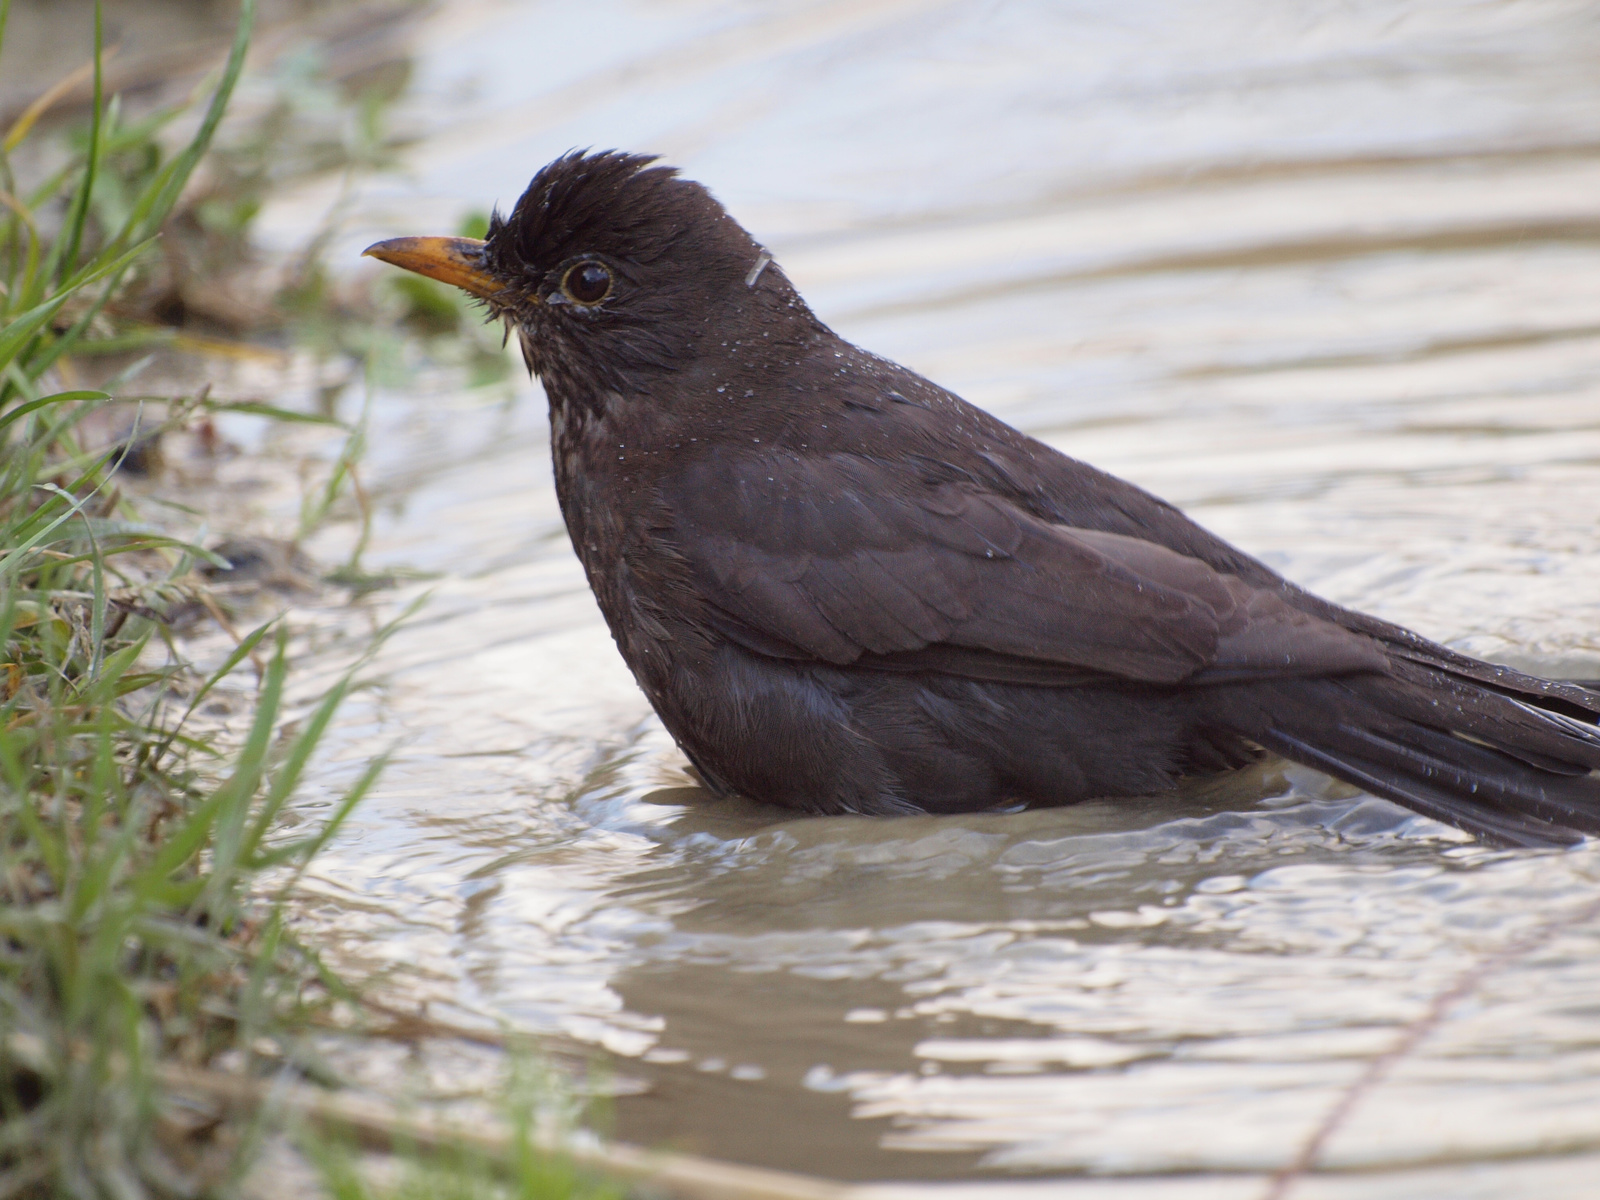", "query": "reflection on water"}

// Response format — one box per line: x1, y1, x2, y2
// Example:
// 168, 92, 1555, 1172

270, 0, 1600, 1192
